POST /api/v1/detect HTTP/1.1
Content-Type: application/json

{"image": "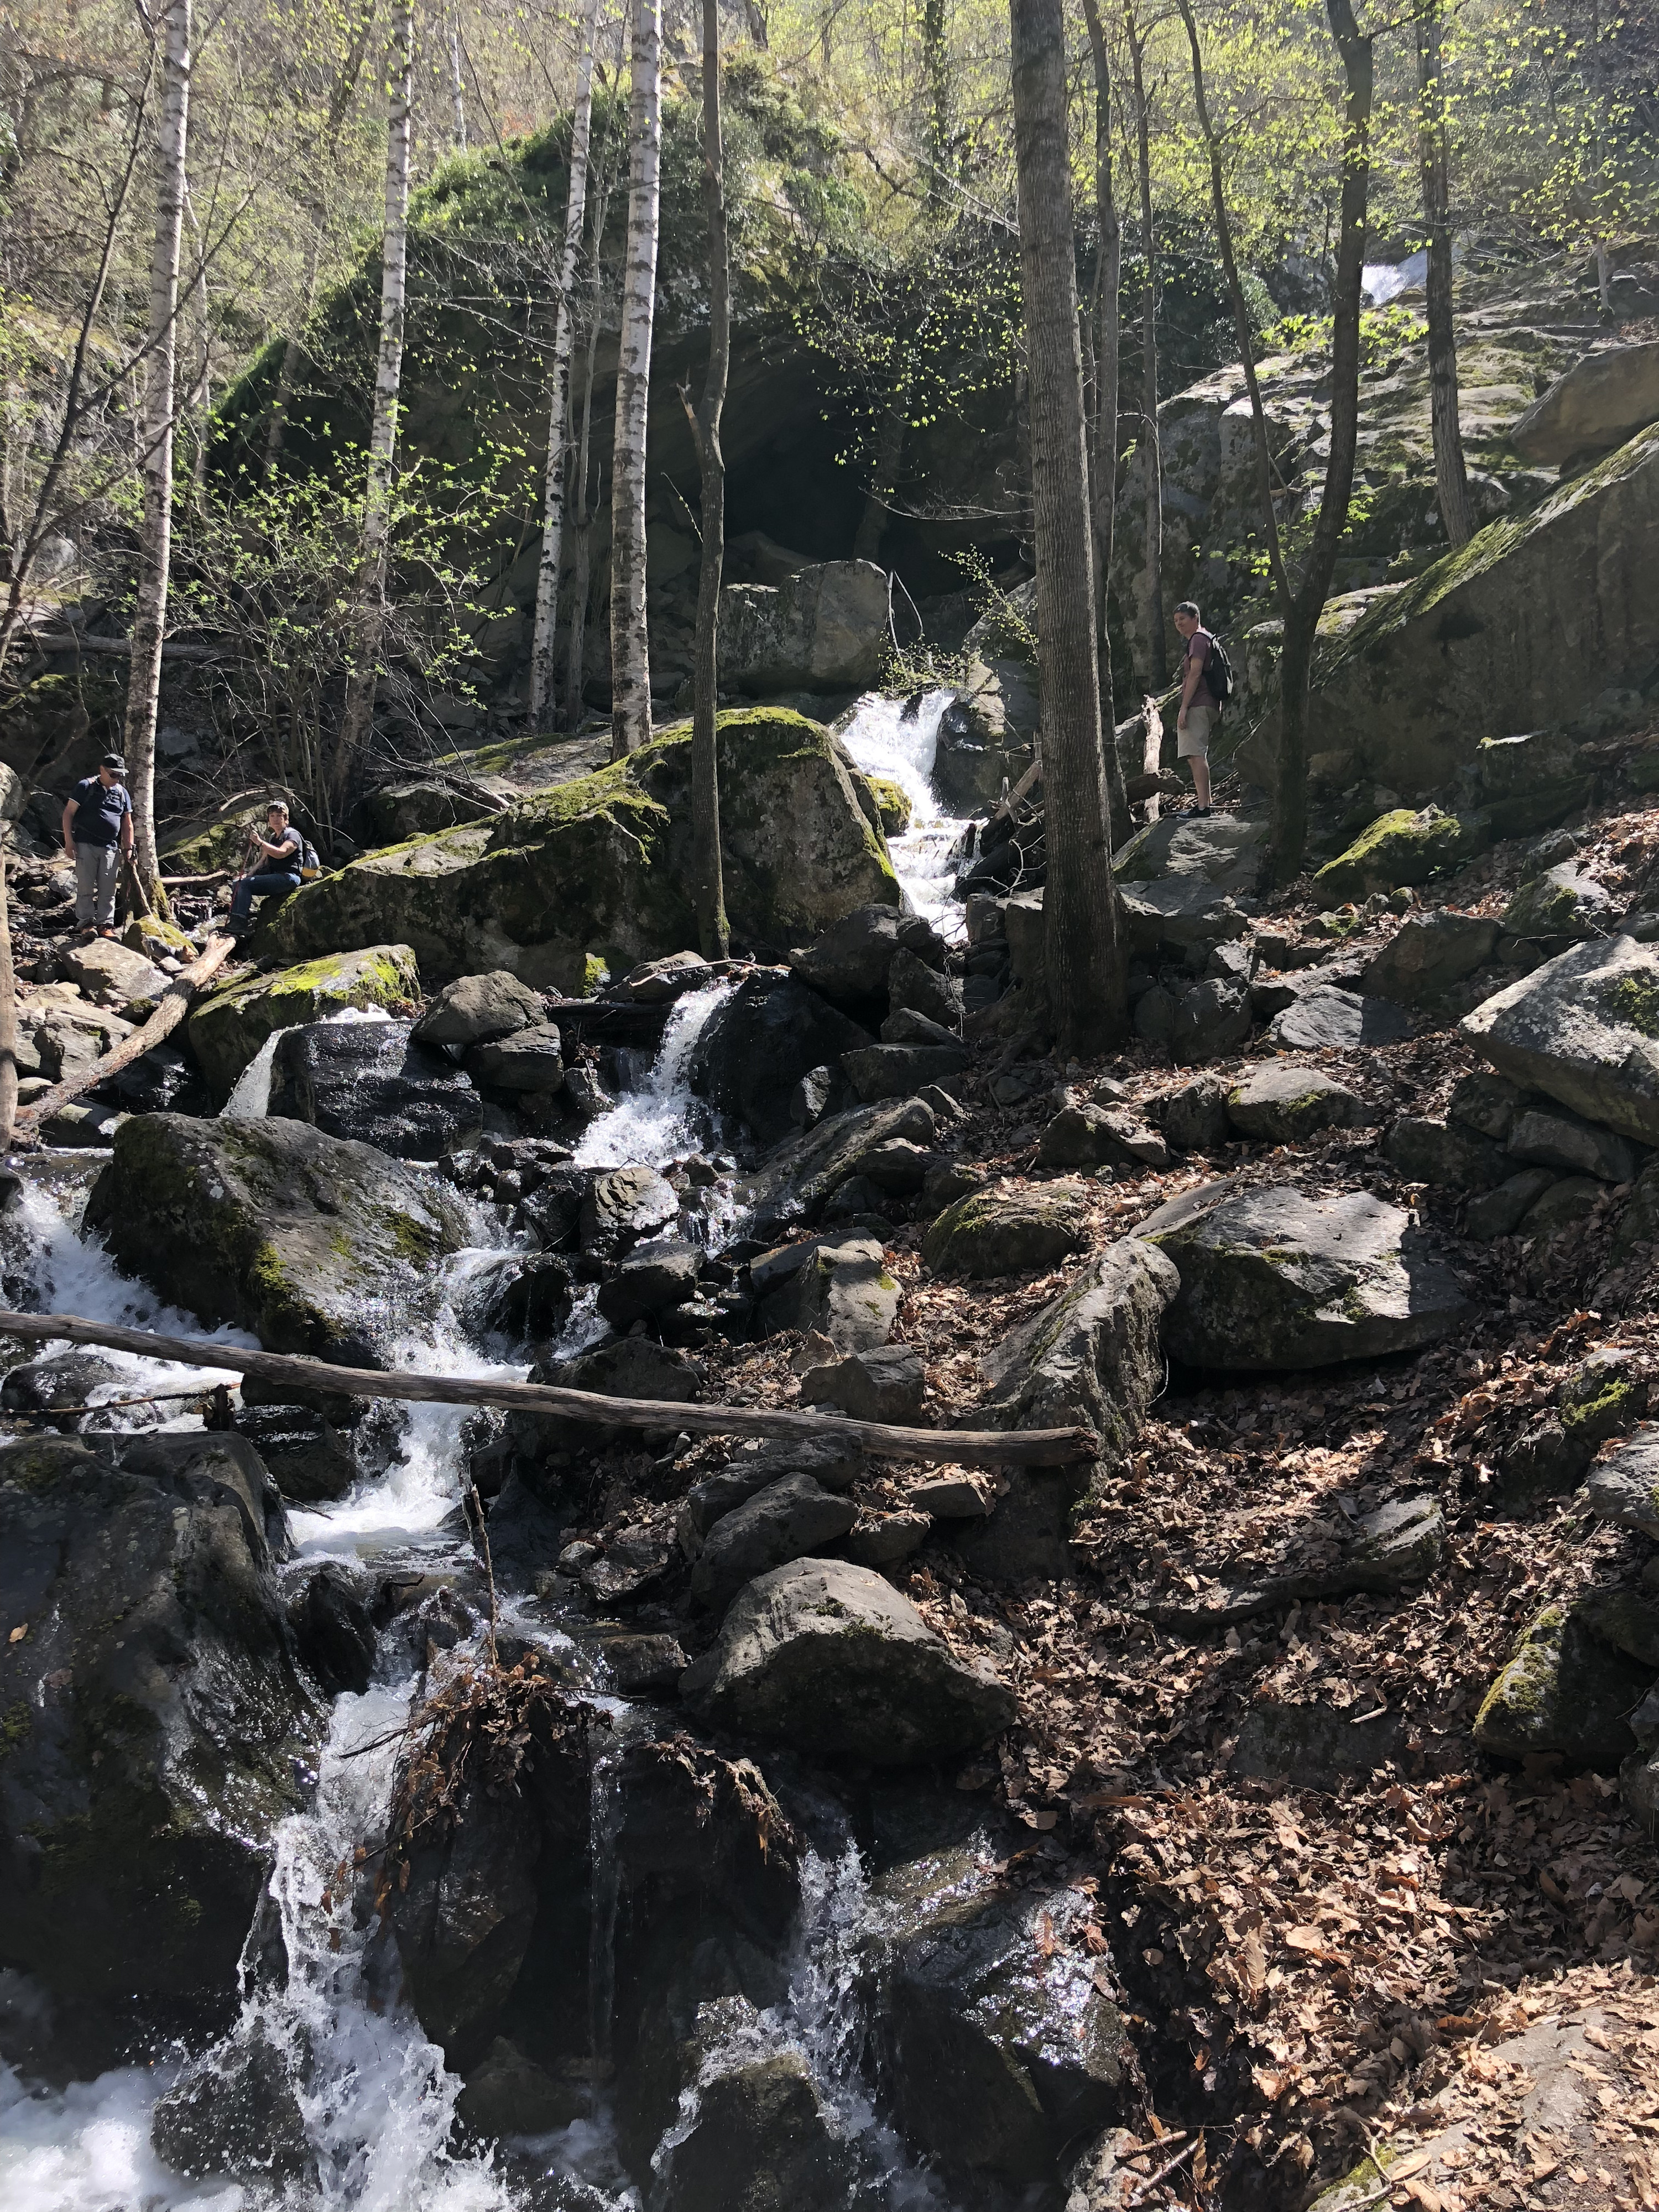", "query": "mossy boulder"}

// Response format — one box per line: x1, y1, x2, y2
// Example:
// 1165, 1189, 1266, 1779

1309, 421, 1659, 795
921, 1183, 1089, 1279
1462, 935, 1659, 1146
160, 799, 285, 877
83, 1112, 472, 1364
1473, 1603, 1650, 1771
865, 774, 912, 837
1312, 807, 1483, 907
0, 1431, 318, 2003
189, 943, 421, 1098
1140, 1181, 1470, 1370
1502, 863, 1618, 943
262, 711, 898, 992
